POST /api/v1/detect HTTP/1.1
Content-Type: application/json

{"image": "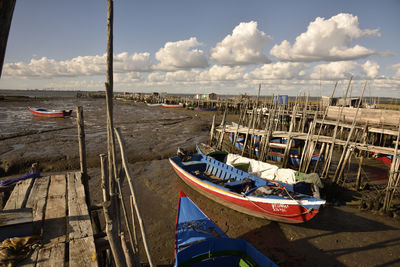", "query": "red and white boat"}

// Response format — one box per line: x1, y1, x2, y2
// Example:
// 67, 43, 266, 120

169, 145, 326, 223
162, 103, 184, 108
28, 107, 72, 117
